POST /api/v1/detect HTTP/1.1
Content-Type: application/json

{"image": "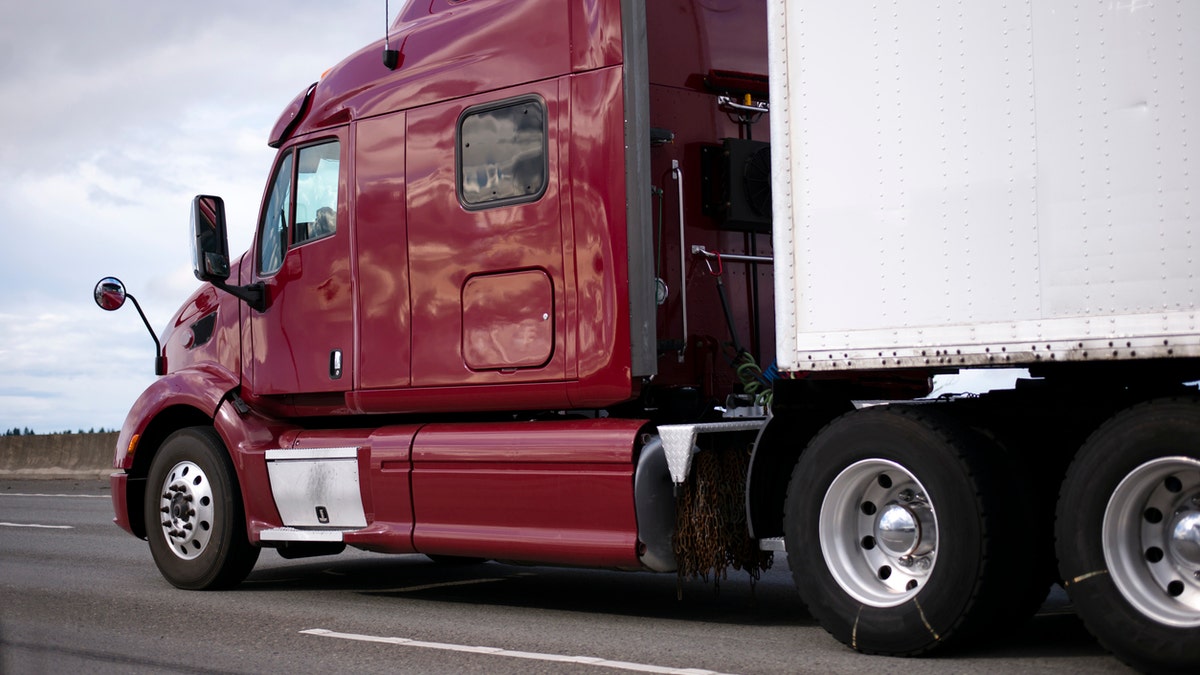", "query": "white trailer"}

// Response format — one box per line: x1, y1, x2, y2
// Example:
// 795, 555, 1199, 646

759, 1, 1200, 670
